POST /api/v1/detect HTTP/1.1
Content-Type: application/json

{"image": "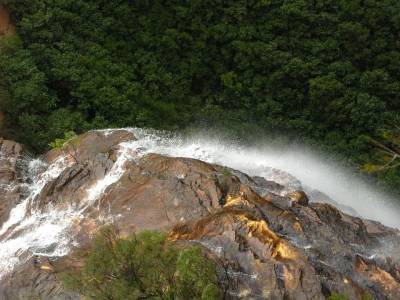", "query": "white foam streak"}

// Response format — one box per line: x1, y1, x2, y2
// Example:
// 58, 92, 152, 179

0, 208, 76, 276
85, 140, 137, 205
0, 157, 68, 237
